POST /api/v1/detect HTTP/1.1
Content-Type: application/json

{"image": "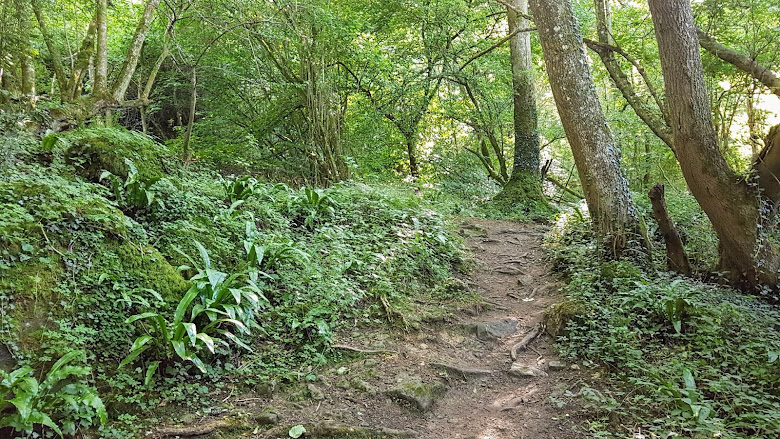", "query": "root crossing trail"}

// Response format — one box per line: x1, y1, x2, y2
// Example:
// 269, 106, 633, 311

153, 219, 585, 439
